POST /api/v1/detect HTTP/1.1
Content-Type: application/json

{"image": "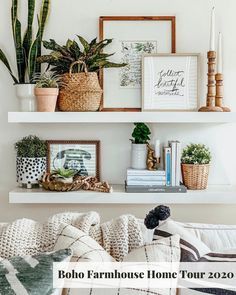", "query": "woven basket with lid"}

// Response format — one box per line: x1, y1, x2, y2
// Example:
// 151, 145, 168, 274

58, 61, 103, 112
181, 164, 210, 190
